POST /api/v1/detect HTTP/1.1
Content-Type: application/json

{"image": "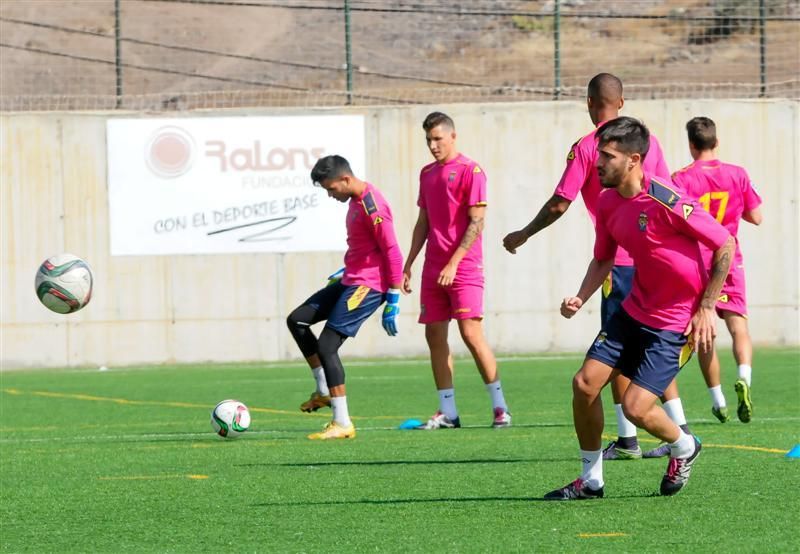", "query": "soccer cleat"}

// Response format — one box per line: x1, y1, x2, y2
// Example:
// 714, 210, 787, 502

660, 436, 702, 496
416, 411, 461, 430
735, 379, 753, 423
643, 442, 671, 458
307, 421, 356, 440
544, 478, 604, 501
712, 405, 730, 423
602, 440, 642, 460
300, 392, 331, 413
491, 407, 512, 428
